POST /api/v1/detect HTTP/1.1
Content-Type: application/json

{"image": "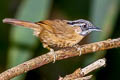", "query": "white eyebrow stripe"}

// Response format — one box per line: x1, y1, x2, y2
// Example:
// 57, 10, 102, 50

71, 23, 86, 26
